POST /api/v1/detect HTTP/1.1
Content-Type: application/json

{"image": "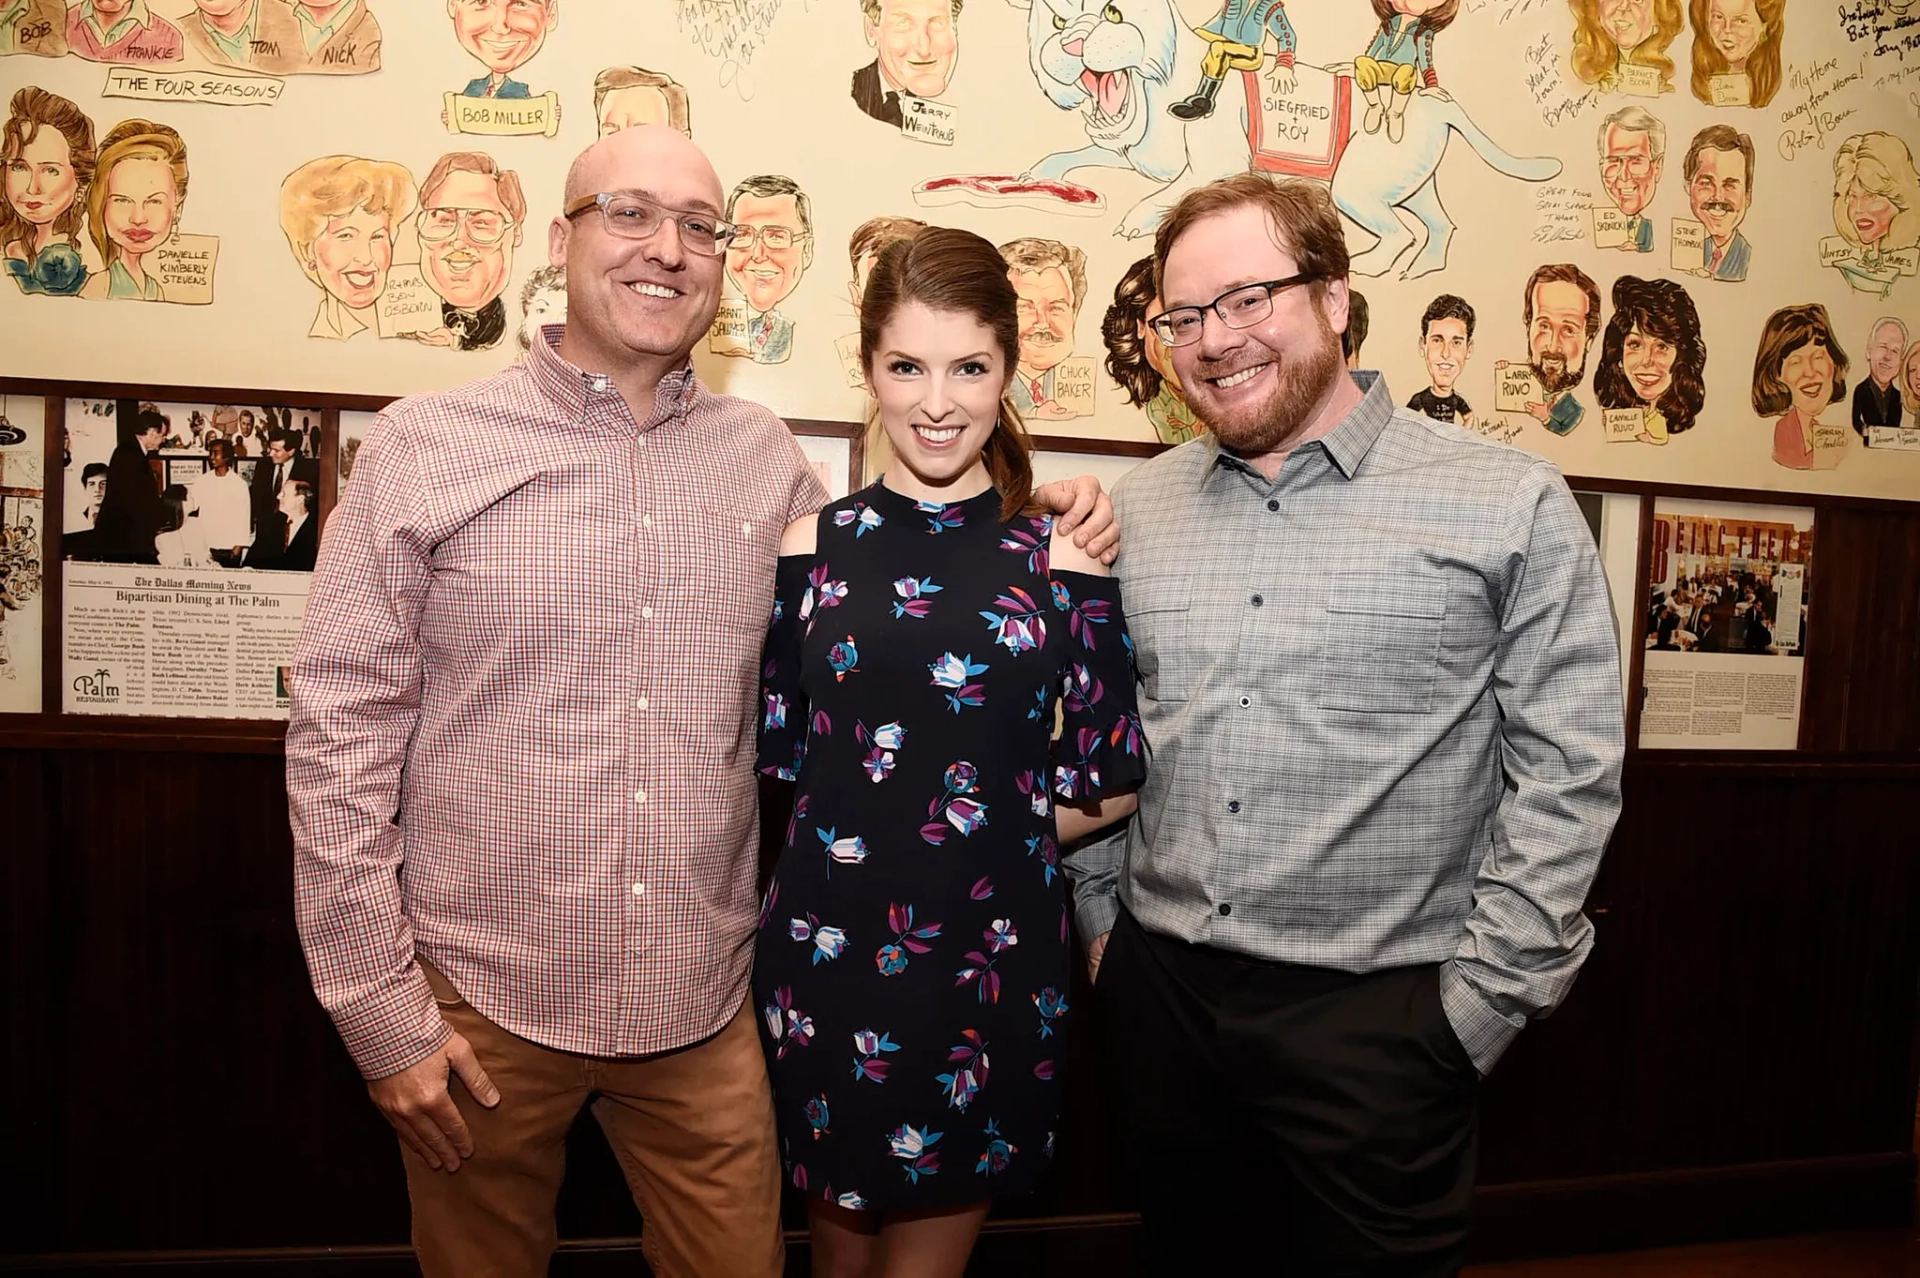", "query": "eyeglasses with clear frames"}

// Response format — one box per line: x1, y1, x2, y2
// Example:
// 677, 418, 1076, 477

563, 191, 738, 256
1149, 273, 1321, 347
